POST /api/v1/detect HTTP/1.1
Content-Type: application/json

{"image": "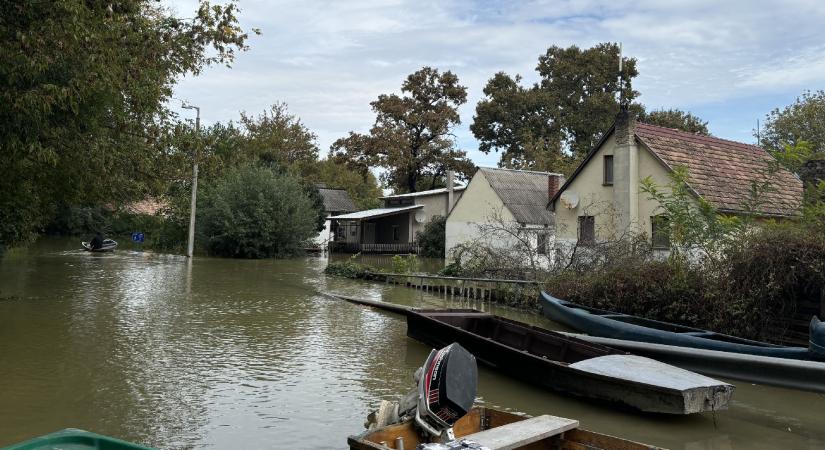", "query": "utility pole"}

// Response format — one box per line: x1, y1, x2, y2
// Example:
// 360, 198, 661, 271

182, 103, 200, 258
